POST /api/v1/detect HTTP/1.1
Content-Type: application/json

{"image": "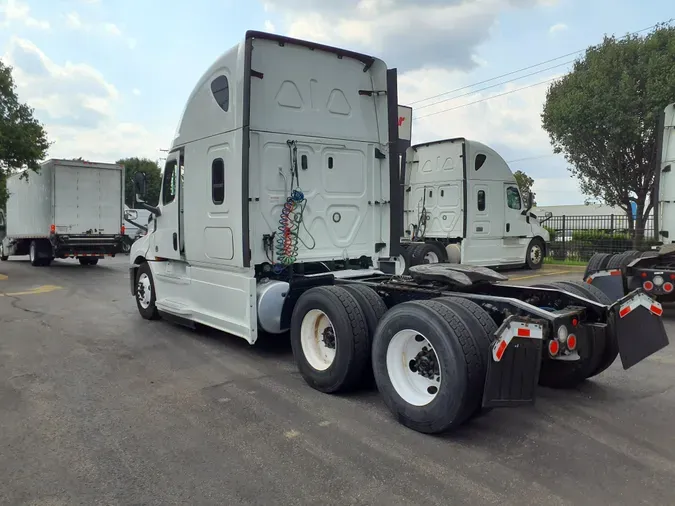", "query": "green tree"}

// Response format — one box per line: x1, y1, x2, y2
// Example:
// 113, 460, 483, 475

513, 169, 536, 206
541, 24, 675, 242
117, 157, 161, 208
0, 60, 51, 209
